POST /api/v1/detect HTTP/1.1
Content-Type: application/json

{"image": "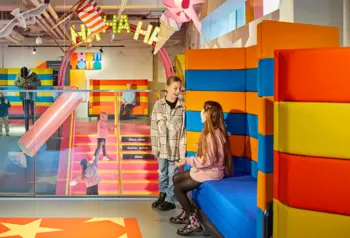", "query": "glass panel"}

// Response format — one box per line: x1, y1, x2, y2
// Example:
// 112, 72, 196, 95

0, 87, 172, 197
0, 87, 35, 196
